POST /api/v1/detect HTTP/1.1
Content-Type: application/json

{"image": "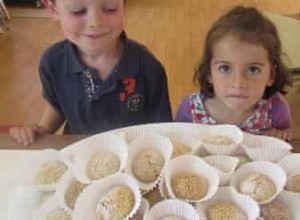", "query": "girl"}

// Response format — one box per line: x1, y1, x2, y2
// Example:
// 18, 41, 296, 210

175, 6, 293, 141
